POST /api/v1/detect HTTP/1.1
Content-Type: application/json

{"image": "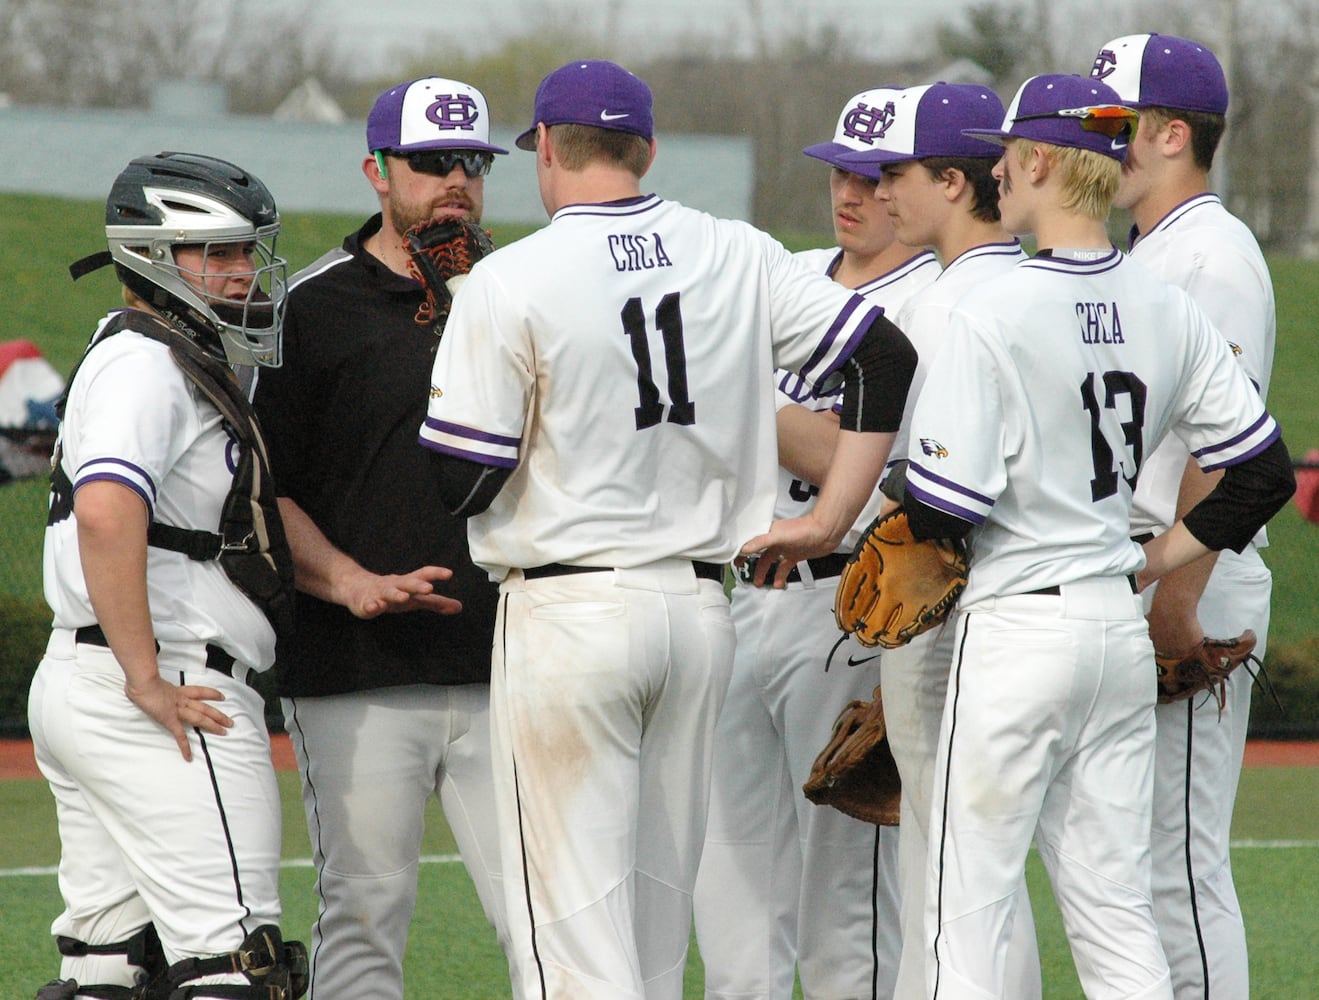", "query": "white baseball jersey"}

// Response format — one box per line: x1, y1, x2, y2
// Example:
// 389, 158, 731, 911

906, 249, 1279, 606
421, 195, 882, 579
773, 247, 940, 550
890, 241, 1027, 468
43, 314, 276, 669
1128, 193, 1276, 537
